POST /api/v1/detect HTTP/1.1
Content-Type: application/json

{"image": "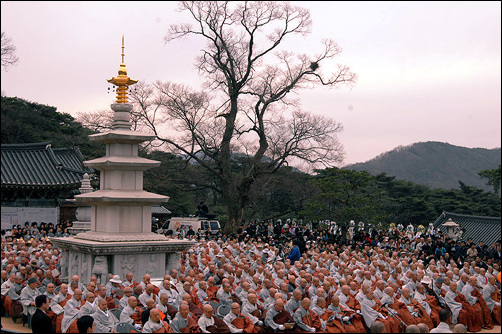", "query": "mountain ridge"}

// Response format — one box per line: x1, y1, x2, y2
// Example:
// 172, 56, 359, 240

344, 141, 501, 191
